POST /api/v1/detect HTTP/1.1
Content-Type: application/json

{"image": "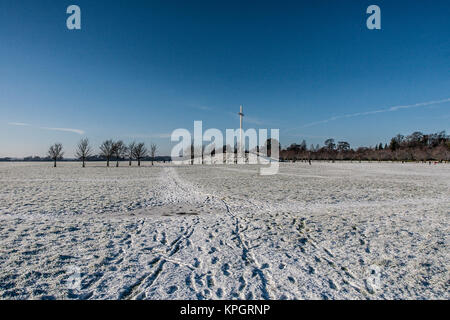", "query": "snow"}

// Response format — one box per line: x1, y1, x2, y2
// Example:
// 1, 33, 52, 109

0, 161, 448, 299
